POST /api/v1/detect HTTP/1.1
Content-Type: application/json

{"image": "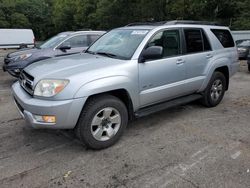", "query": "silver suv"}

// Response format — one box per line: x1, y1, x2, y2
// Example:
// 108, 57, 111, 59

12, 21, 239, 149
